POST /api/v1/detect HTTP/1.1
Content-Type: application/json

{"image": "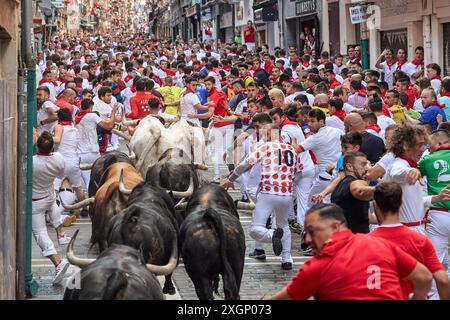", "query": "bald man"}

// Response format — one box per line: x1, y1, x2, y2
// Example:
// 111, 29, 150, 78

54, 89, 77, 116
344, 113, 385, 165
